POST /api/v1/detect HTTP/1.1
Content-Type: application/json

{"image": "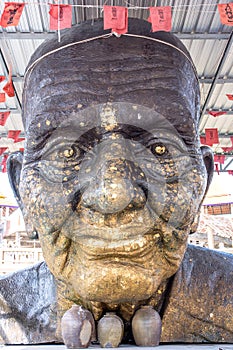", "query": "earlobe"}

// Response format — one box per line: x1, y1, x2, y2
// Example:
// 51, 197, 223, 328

7, 151, 24, 211
190, 146, 214, 234
7, 151, 39, 239
200, 145, 214, 197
